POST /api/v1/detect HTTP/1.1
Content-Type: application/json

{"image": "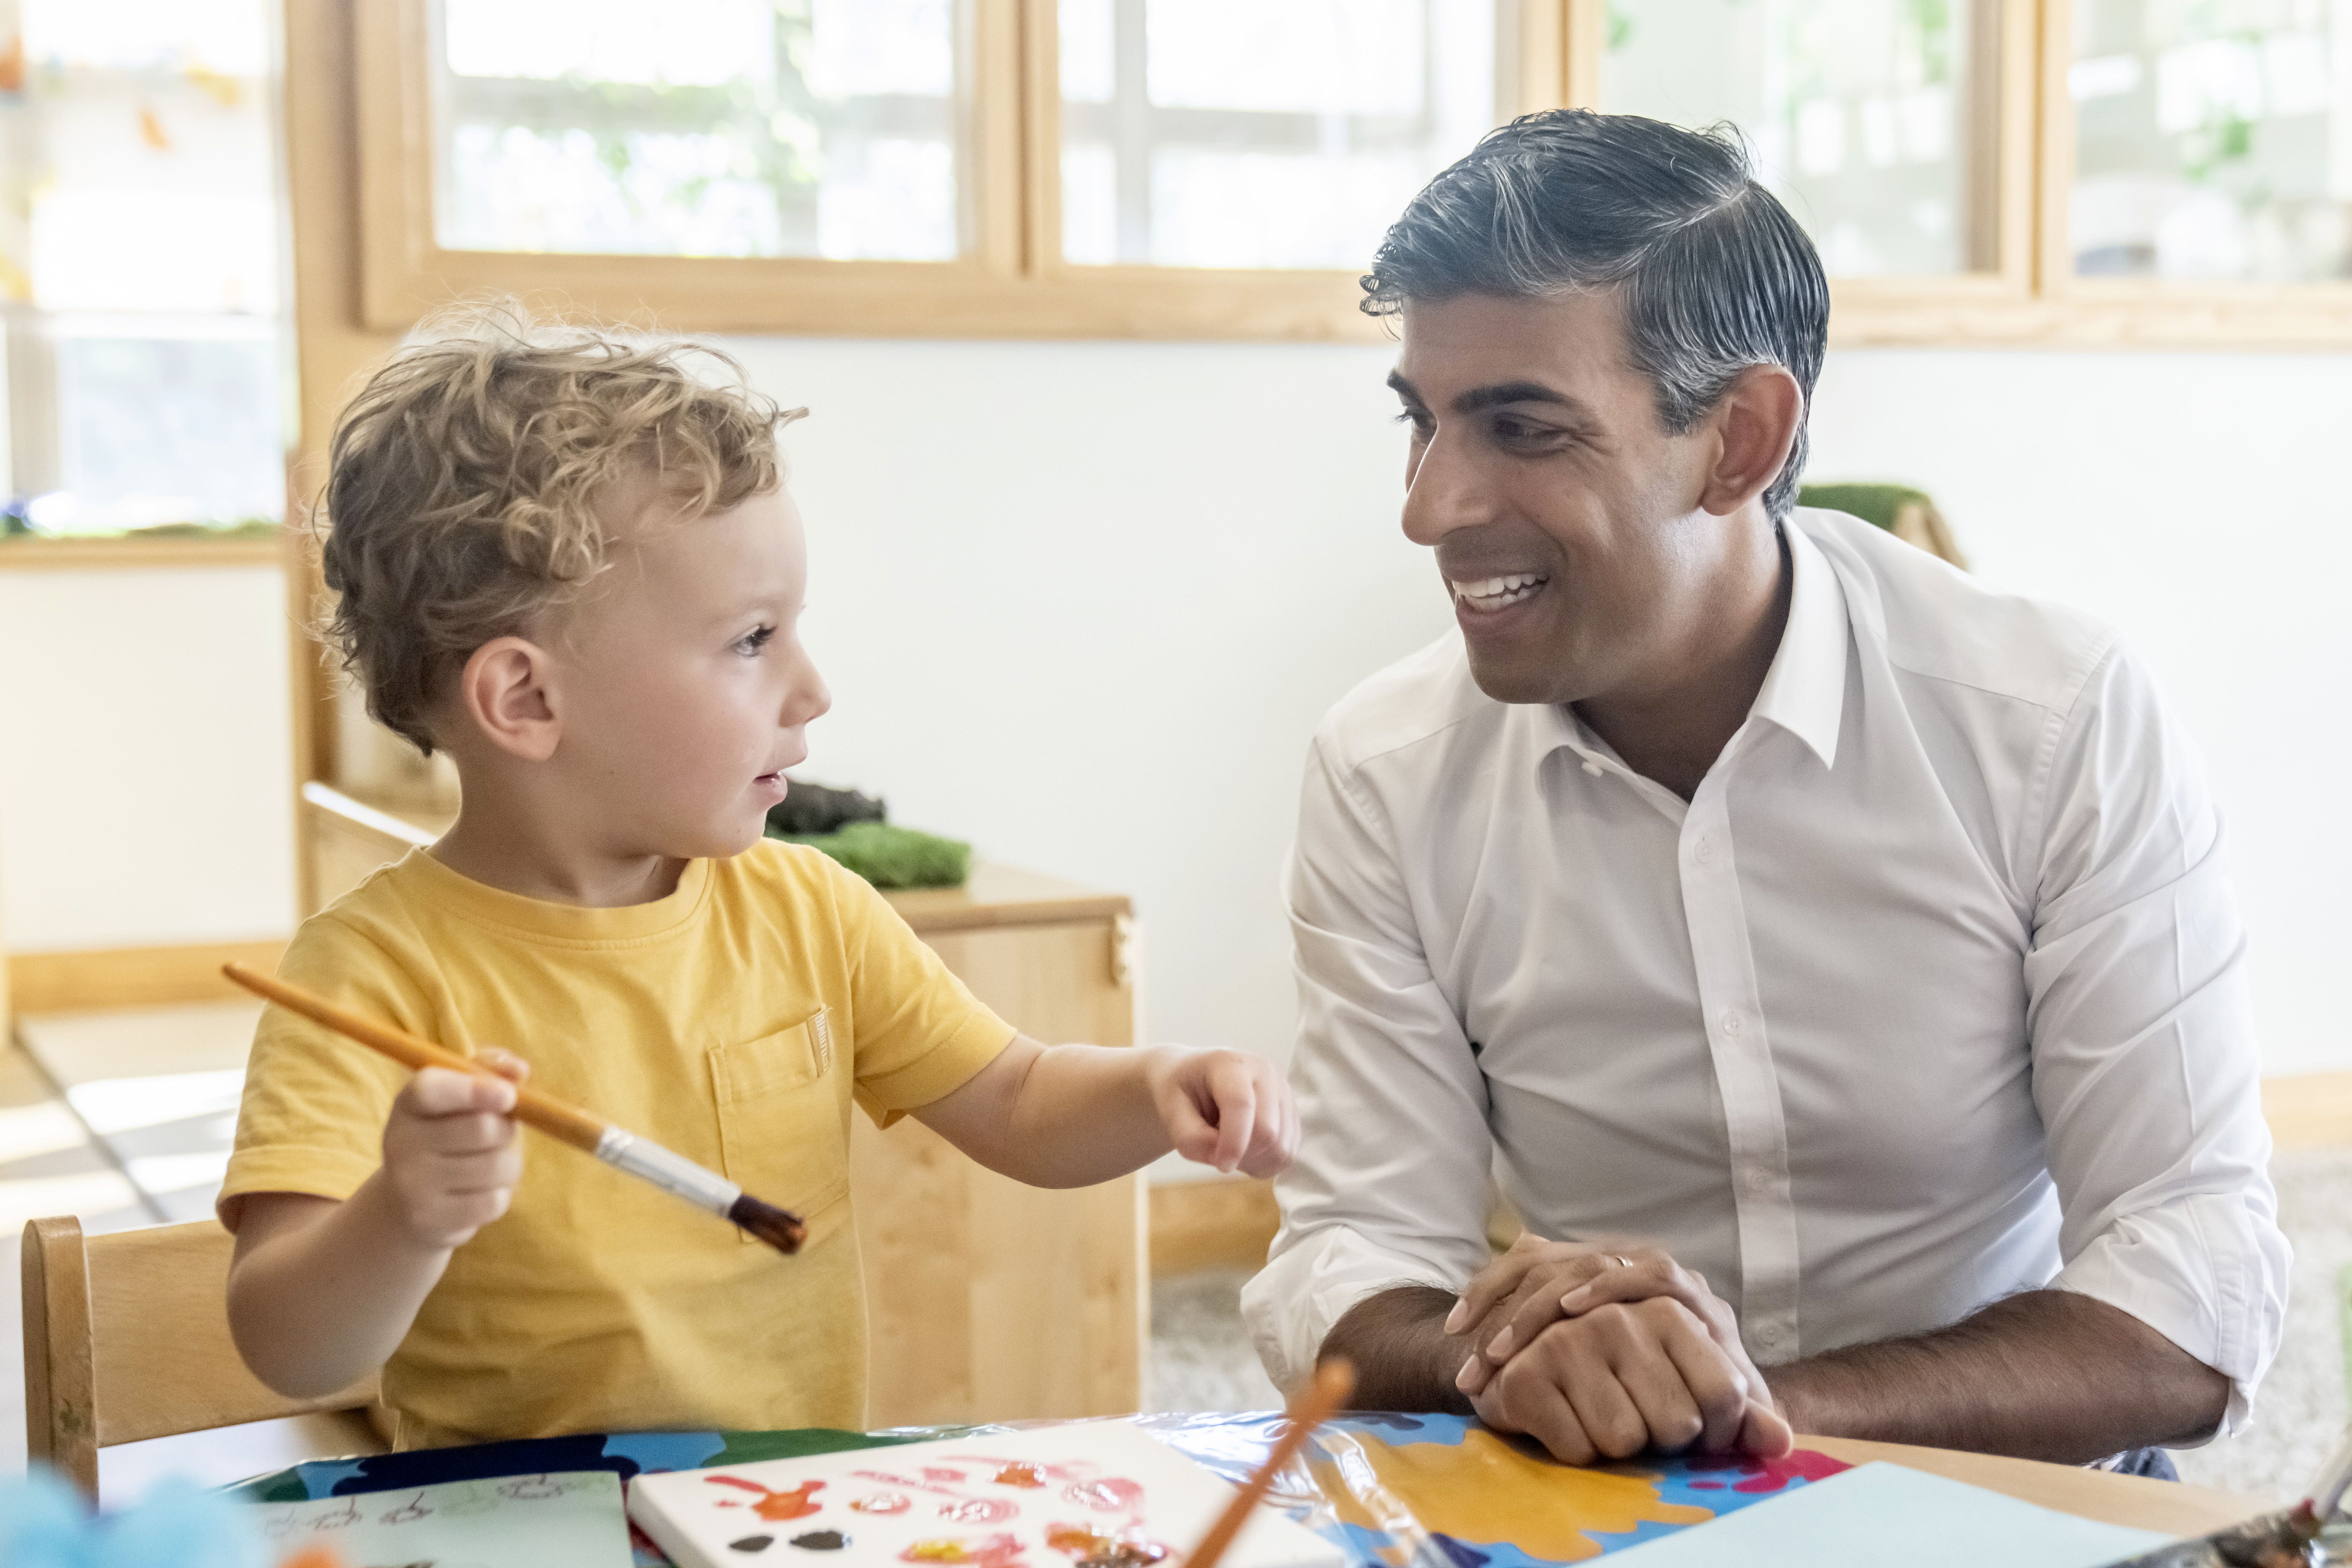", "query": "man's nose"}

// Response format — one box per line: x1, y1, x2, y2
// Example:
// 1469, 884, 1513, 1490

1400, 428, 1492, 546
